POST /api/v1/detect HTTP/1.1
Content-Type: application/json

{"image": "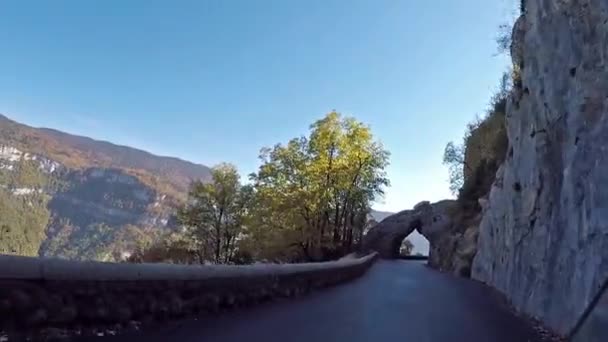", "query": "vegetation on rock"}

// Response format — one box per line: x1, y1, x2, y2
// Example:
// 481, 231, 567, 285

0, 160, 51, 256
443, 73, 509, 206
43, 221, 154, 261
435, 72, 511, 276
